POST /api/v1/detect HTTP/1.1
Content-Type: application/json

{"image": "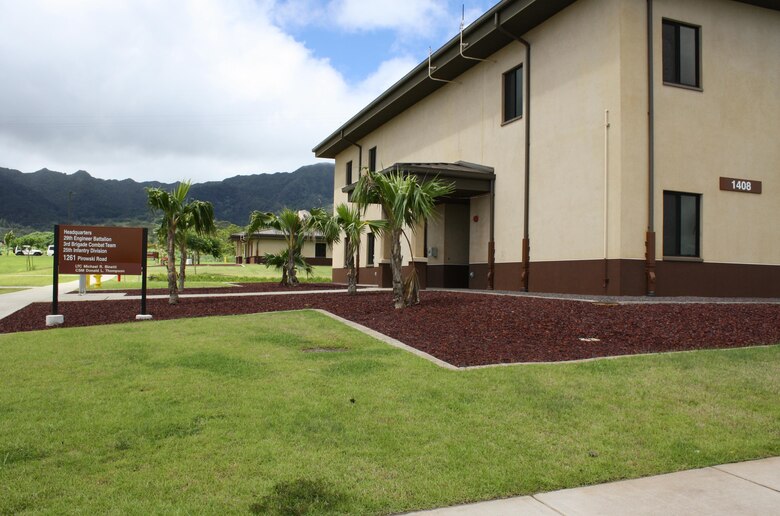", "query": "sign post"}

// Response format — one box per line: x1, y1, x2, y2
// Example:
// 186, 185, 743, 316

47, 225, 151, 326
138, 228, 151, 320
46, 225, 64, 326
